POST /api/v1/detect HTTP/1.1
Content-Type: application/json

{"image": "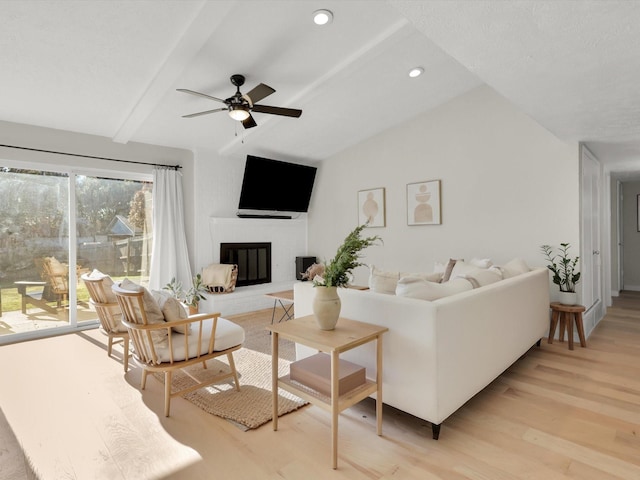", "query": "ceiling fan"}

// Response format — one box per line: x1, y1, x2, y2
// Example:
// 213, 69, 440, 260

177, 74, 302, 129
